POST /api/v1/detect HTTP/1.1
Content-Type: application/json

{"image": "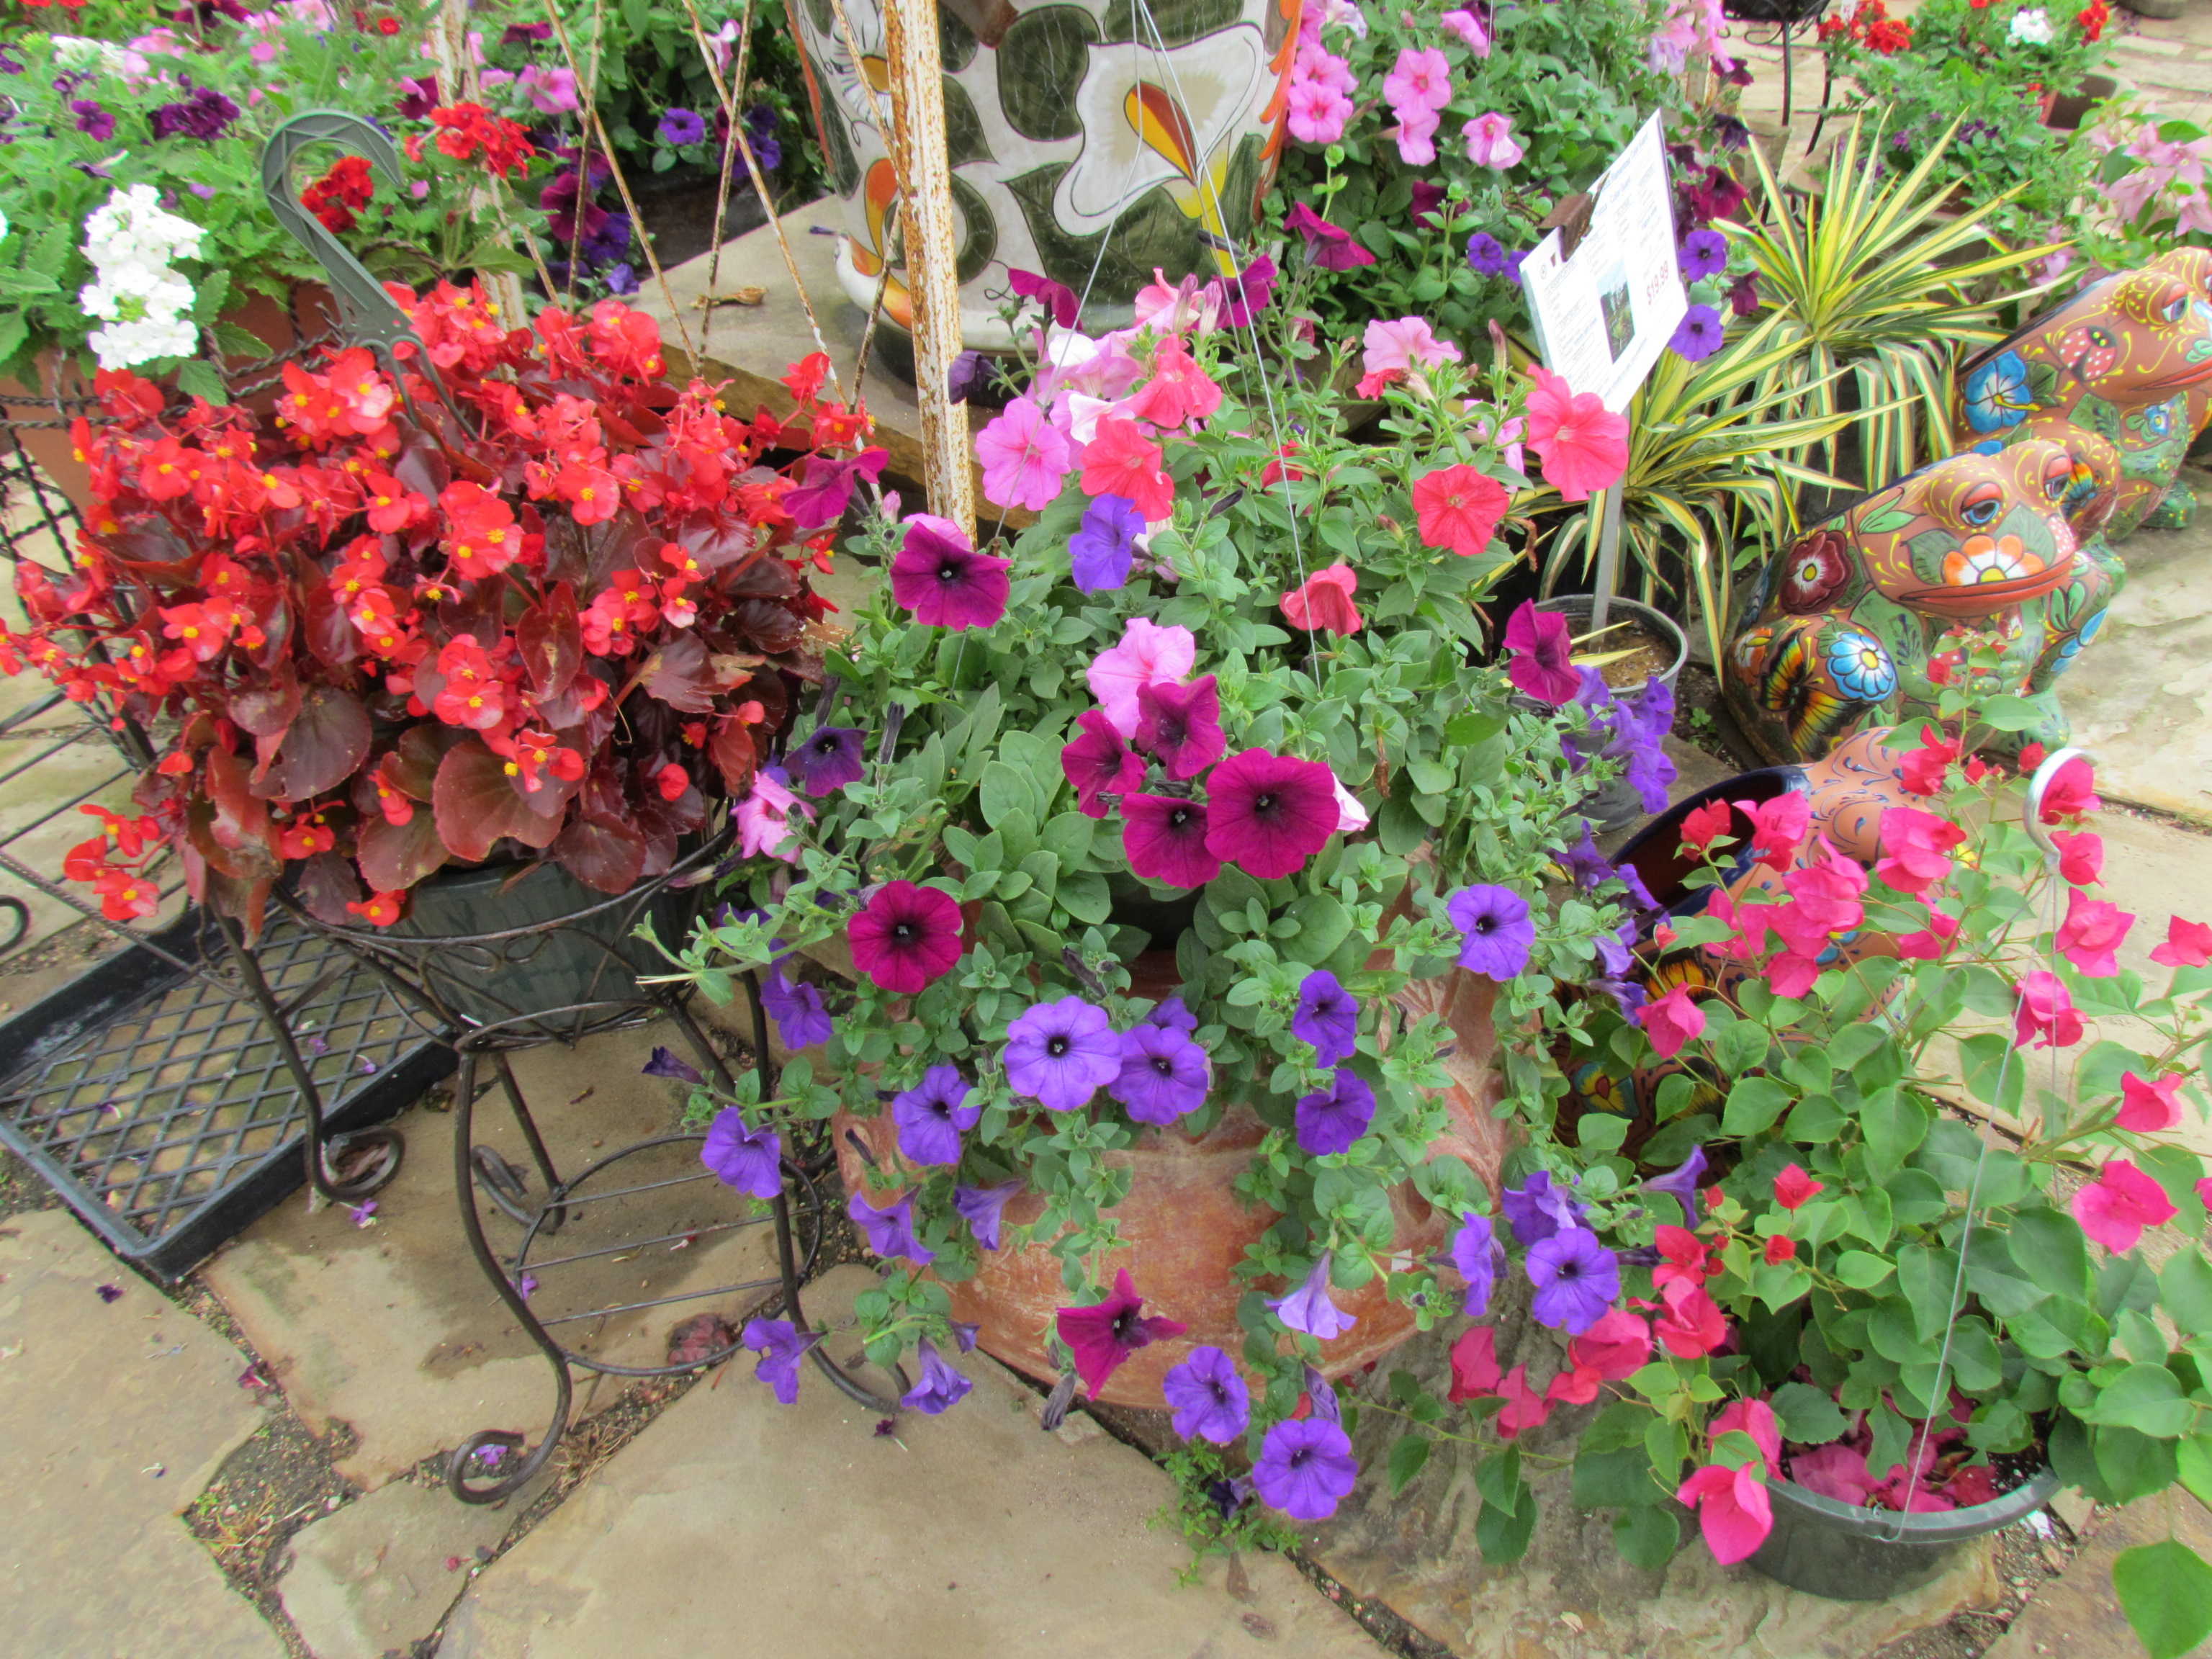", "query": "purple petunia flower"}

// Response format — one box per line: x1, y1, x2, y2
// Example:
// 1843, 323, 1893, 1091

657, 107, 709, 146
1668, 304, 1725, 364
1223, 253, 1276, 327
848, 1188, 935, 1264
1253, 1417, 1359, 1520
1161, 1345, 1251, 1444
1291, 970, 1359, 1067
1004, 996, 1123, 1112
1135, 675, 1226, 782
891, 1065, 981, 1166
1643, 1145, 1707, 1225
1056, 1269, 1187, 1397
899, 1338, 973, 1415
1679, 228, 1729, 281
70, 98, 114, 139
1008, 267, 1080, 328
740, 1316, 820, 1404
1447, 884, 1535, 981
1560, 819, 1614, 891
603, 263, 640, 297
1466, 230, 1509, 277
954, 1181, 1022, 1250
1109, 1023, 1212, 1125
744, 102, 783, 170
1146, 996, 1198, 1033
1070, 493, 1145, 592
1449, 1211, 1499, 1317
891, 514, 1010, 631
1501, 1169, 1586, 1246
1268, 1257, 1358, 1340
760, 966, 834, 1050
645, 1046, 703, 1084
150, 86, 240, 140
790, 725, 866, 796
1294, 1068, 1377, 1157
702, 1108, 782, 1198
1526, 1226, 1621, 1335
